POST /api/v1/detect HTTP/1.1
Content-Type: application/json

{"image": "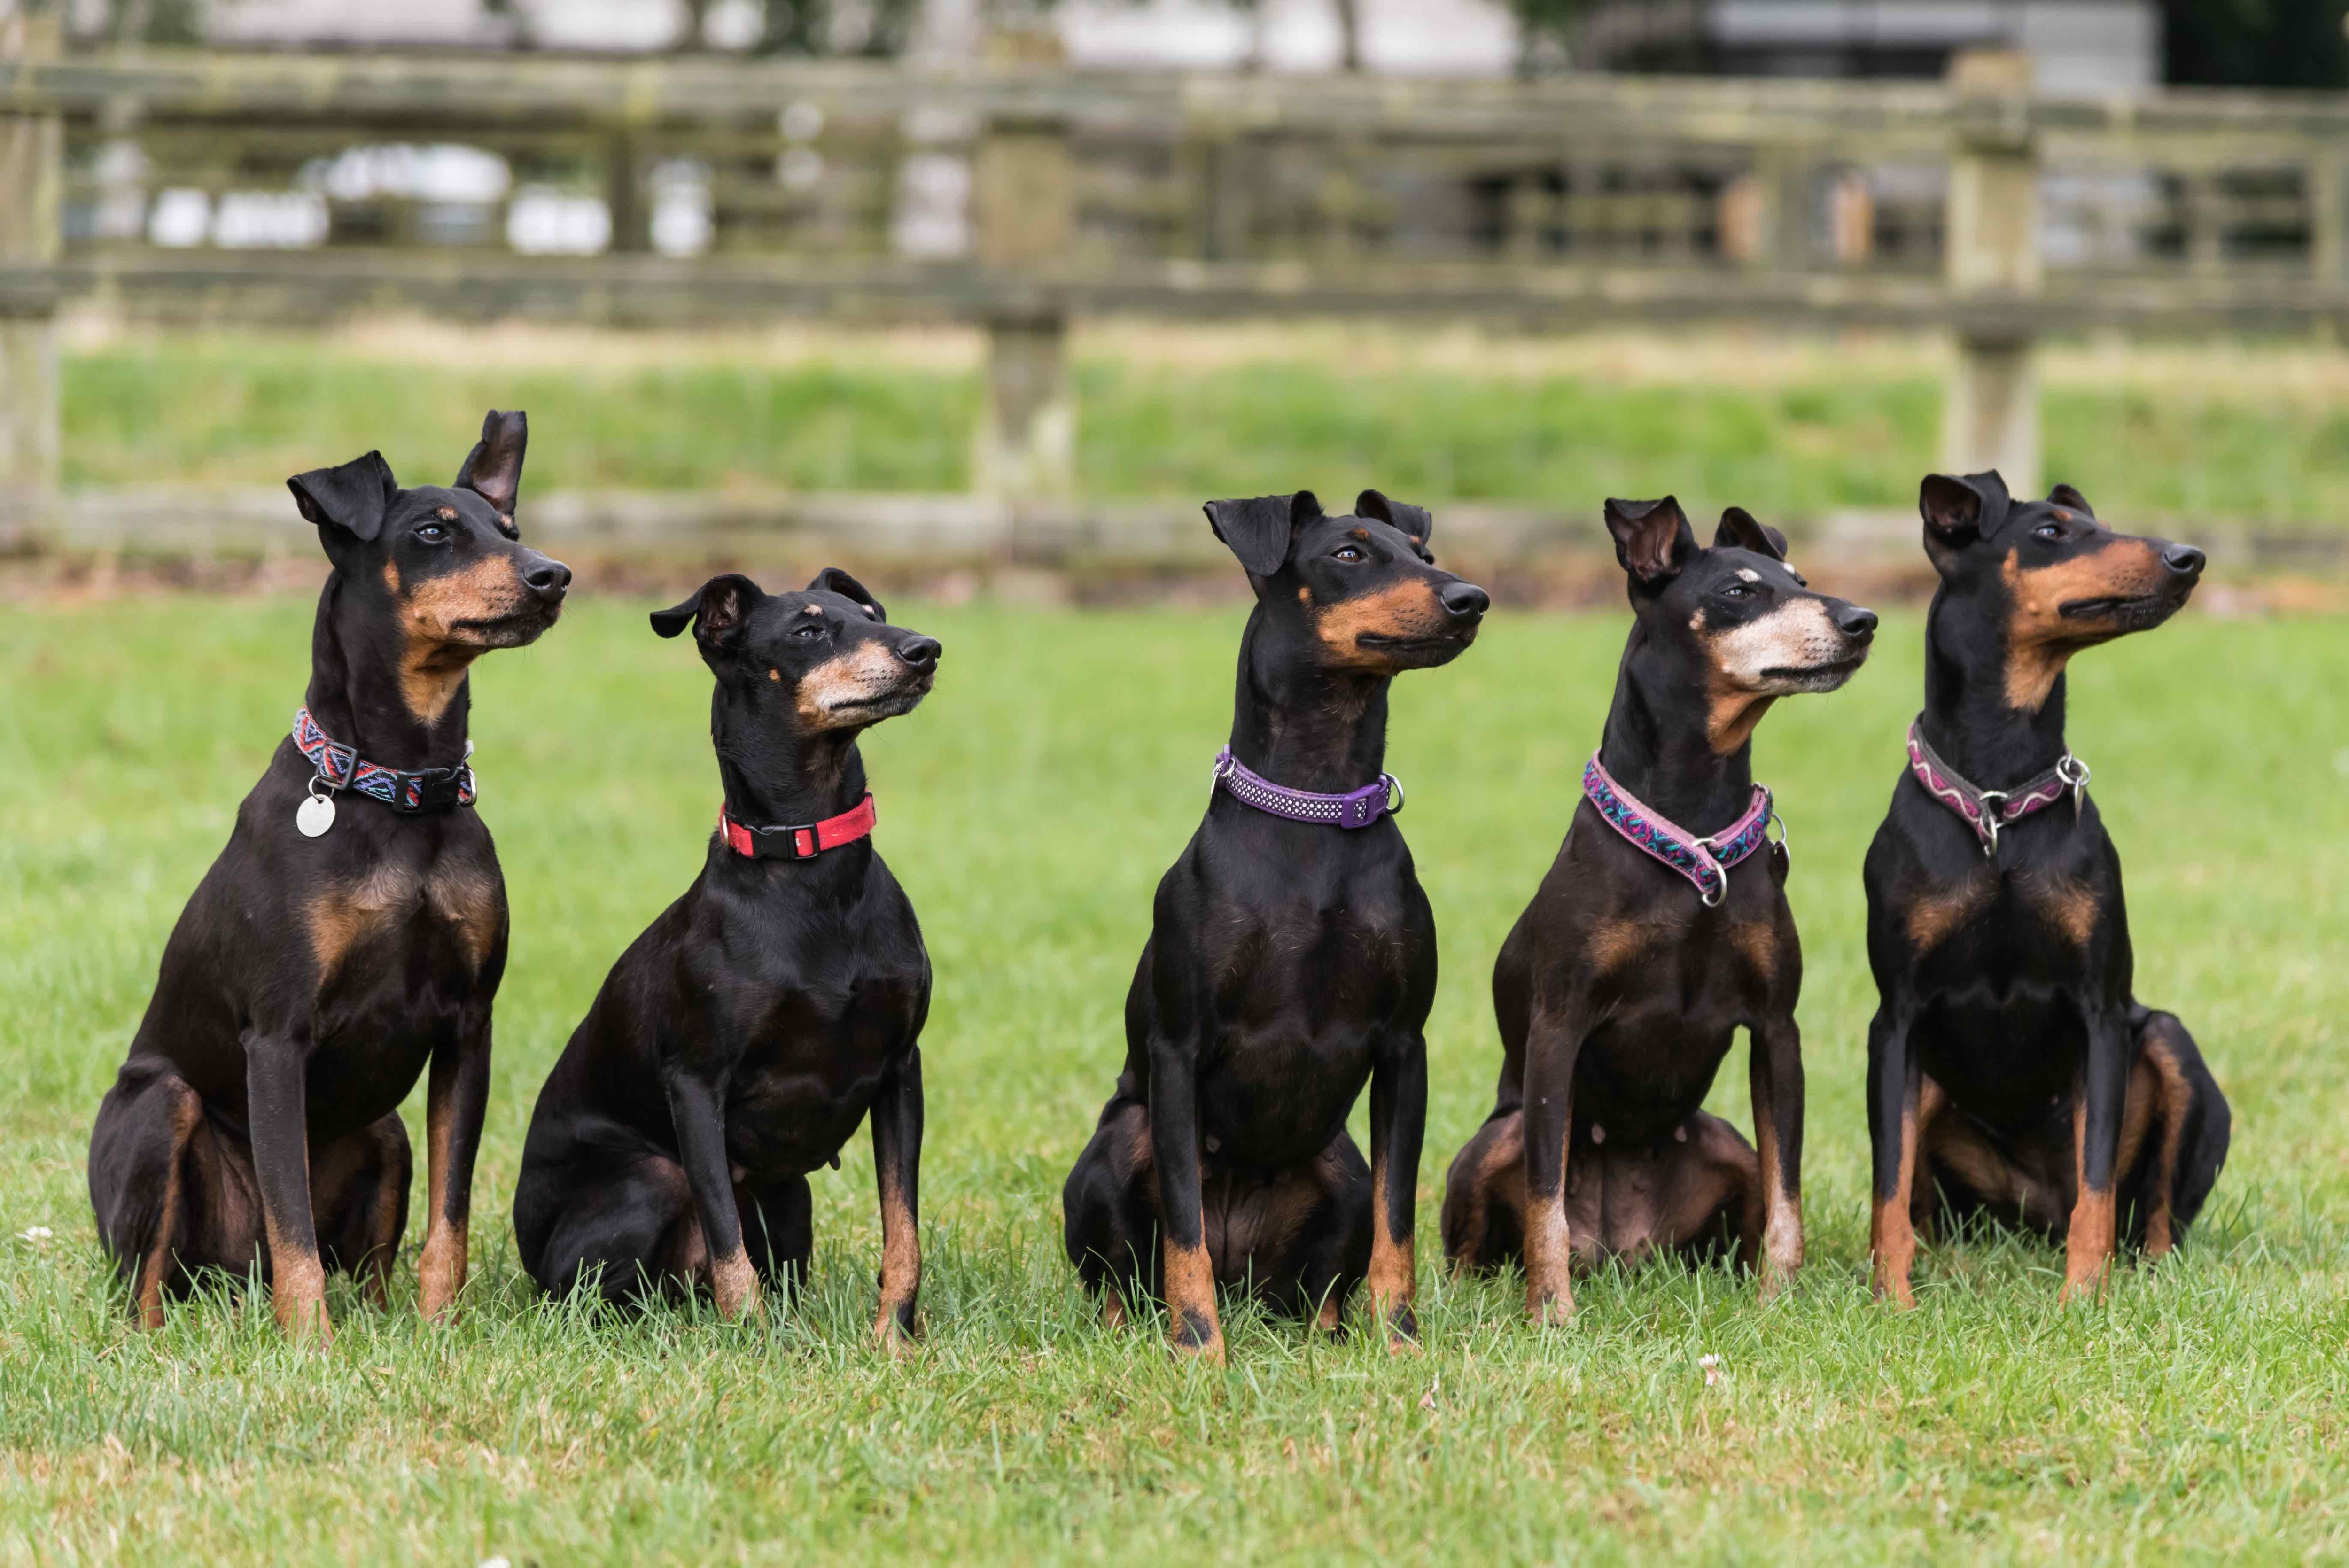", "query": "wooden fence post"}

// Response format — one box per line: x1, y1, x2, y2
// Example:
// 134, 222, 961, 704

972, 110, 1075, 503
1941, 48, 2040, 494
0, 1, 62, 540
